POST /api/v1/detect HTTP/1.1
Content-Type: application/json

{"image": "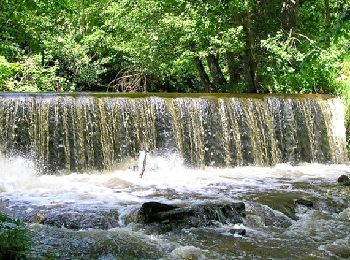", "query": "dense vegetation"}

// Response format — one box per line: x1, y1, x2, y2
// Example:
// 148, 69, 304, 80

0, 0, 349, 94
